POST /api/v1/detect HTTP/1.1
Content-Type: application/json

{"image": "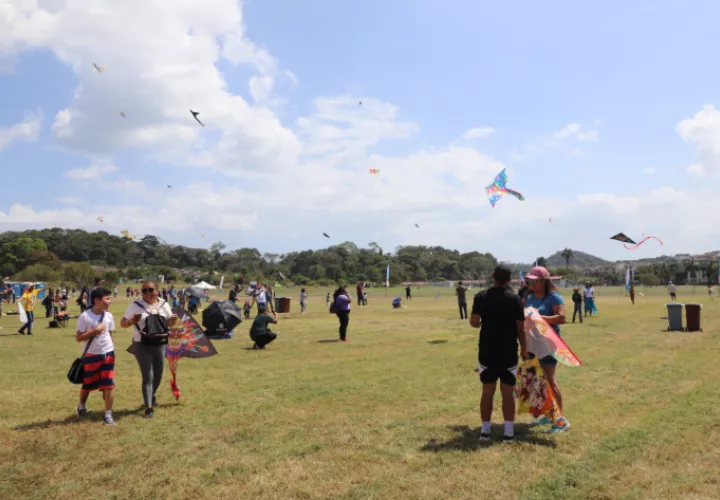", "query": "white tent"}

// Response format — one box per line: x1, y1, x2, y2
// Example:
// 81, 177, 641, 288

194, 281, 217, 290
